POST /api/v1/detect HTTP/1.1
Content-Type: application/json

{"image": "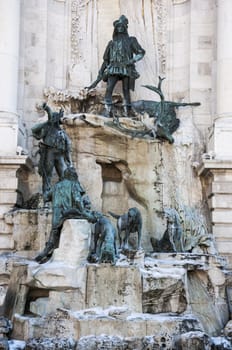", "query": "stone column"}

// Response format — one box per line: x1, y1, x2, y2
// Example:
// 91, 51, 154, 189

0, 1, 27, 249
200, 0, 232, 266
0, 0, 20, 154
208, 0, 232, 158
216, 0, 232, 119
